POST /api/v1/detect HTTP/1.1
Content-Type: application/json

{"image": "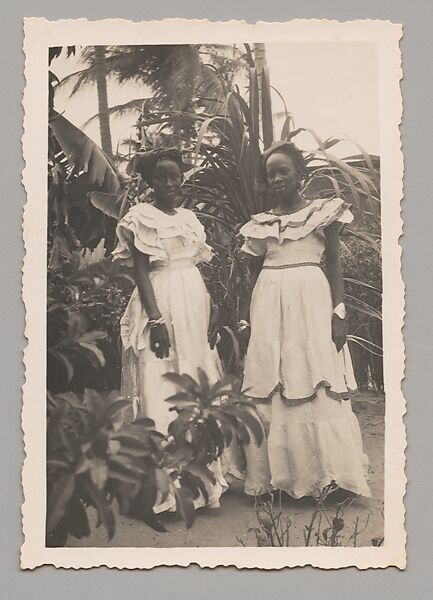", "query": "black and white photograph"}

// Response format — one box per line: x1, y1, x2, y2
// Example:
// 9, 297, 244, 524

21, 18, 405, 569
